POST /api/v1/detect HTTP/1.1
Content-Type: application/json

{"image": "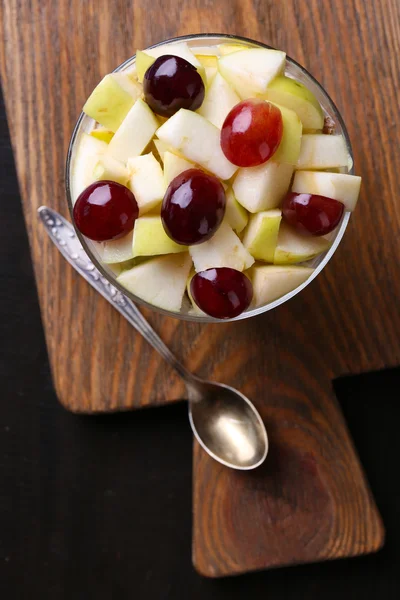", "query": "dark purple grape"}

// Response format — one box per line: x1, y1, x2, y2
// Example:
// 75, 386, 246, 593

73, 180, 138, 241
282, 192, 344, 236
190, 268, 253, 319
143, 55, 205, 117
161, 168, 226, 245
